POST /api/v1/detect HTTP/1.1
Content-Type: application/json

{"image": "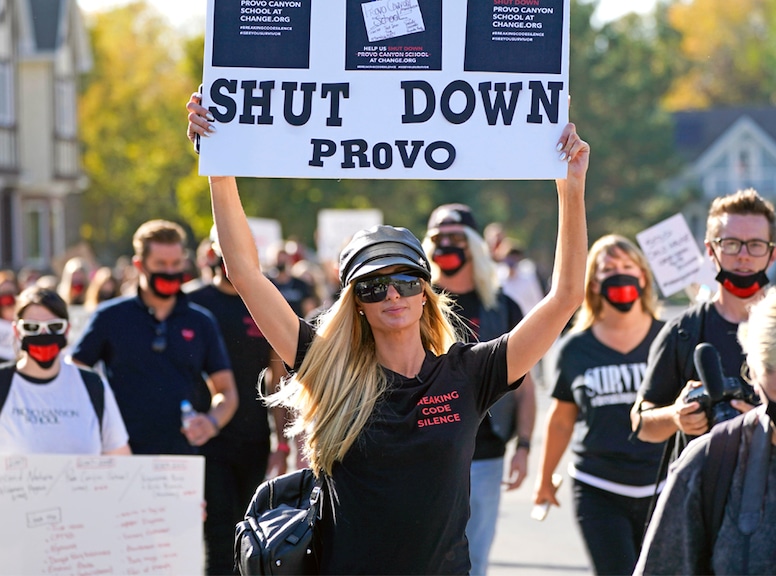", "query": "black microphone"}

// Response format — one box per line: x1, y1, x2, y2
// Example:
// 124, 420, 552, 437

693, 343, 726, 403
